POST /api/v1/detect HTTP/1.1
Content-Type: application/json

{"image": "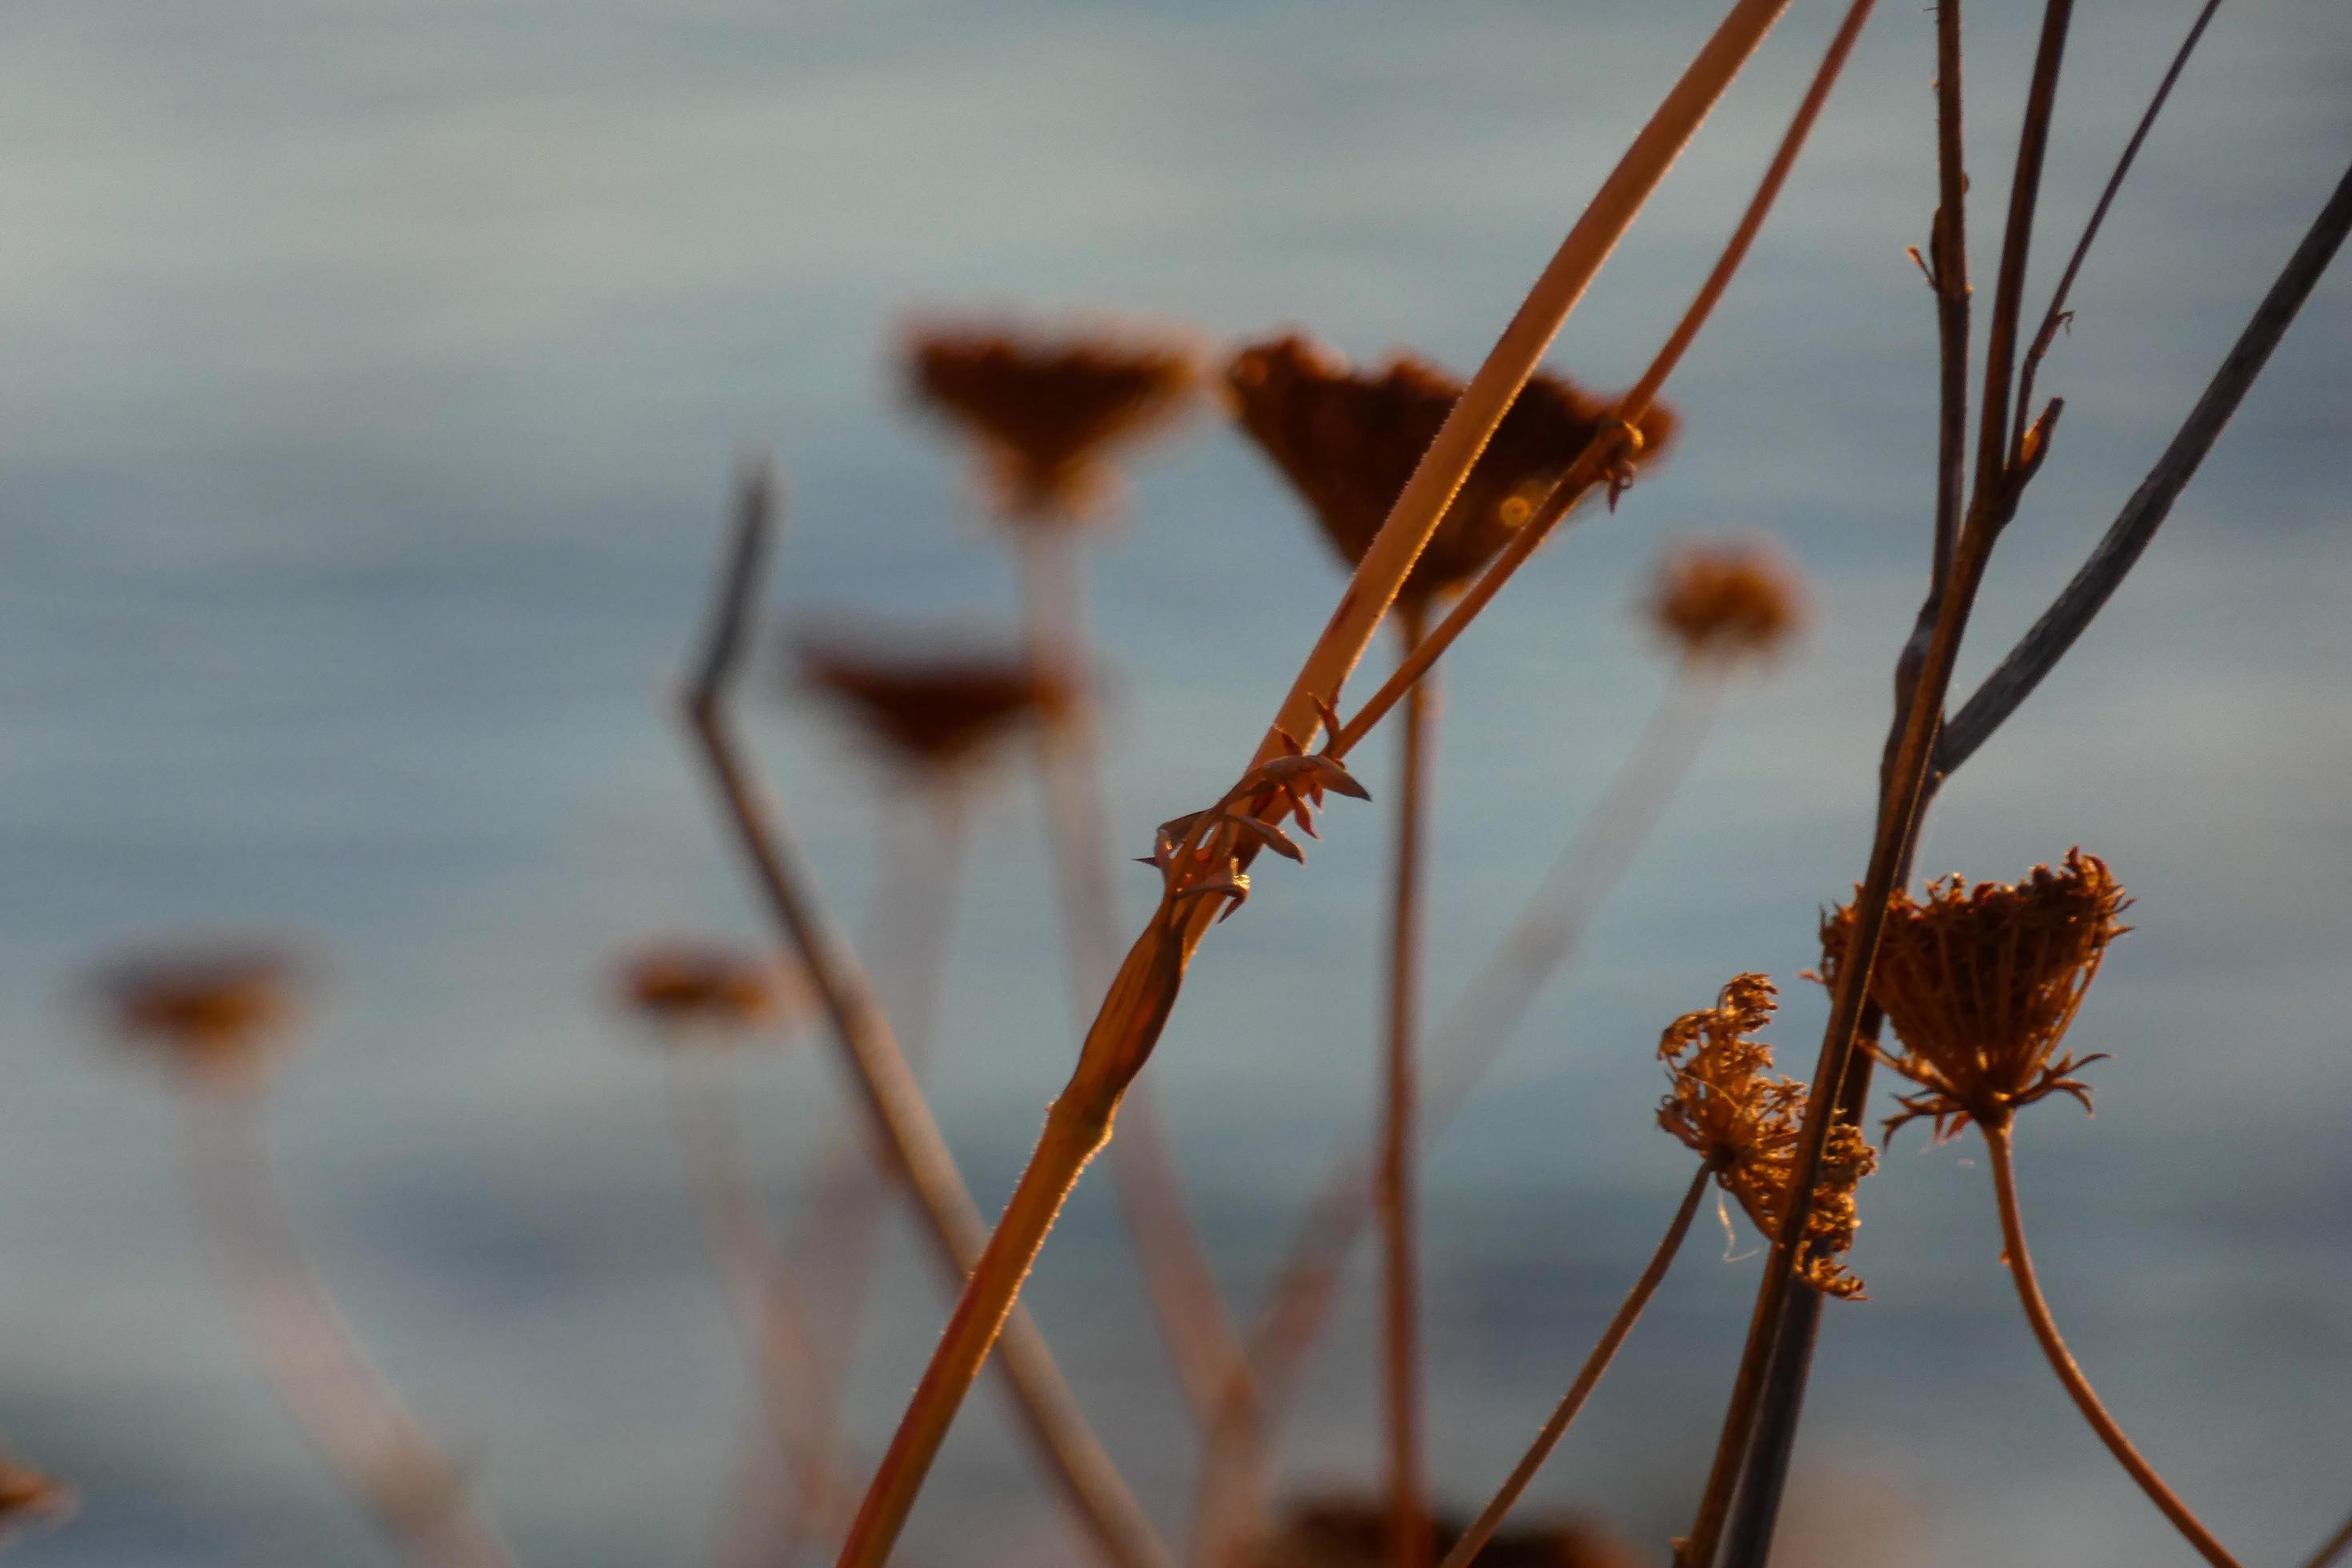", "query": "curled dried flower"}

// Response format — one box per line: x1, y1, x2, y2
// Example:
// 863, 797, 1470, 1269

1226, 334, 1678, 609
1656, 974, 1874, 1300
1819, 850, 2131, 1143
906, 321, 1203, 522
90, 944, 303, 1083
793, 634, 1075, 778
614, 941, 798, 1040
0, 1452, 71, 1539
1648, 537, 1808, 664
1254, 1494, 1637, 1567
